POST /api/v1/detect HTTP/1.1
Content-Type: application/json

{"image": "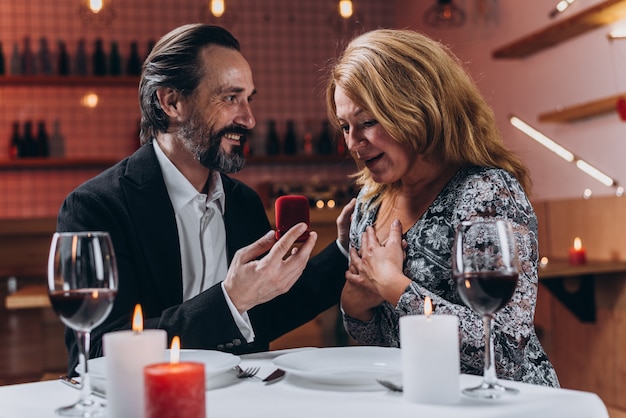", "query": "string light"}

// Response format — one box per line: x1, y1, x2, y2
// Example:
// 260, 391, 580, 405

549, 0, 577, 18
